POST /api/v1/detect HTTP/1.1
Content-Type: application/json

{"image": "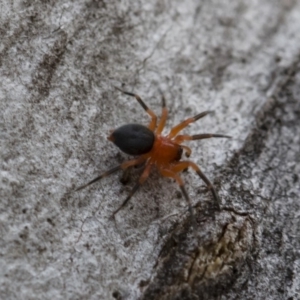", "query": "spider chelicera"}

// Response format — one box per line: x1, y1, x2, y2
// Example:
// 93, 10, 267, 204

76, 87, 230, 223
